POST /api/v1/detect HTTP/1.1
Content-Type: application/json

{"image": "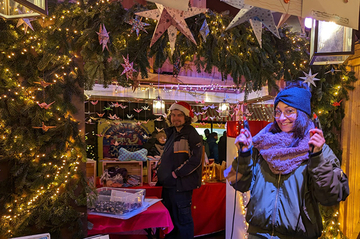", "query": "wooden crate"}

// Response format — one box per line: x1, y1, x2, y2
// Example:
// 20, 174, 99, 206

147, 159, 160, 186
101, 160, 143, 186
86, 159, 96, 186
